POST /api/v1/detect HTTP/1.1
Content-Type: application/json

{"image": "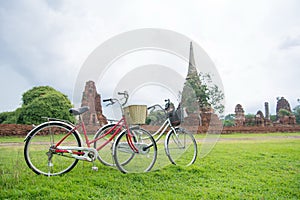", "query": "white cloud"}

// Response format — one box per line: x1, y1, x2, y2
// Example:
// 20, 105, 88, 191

0, 0, 299, 116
